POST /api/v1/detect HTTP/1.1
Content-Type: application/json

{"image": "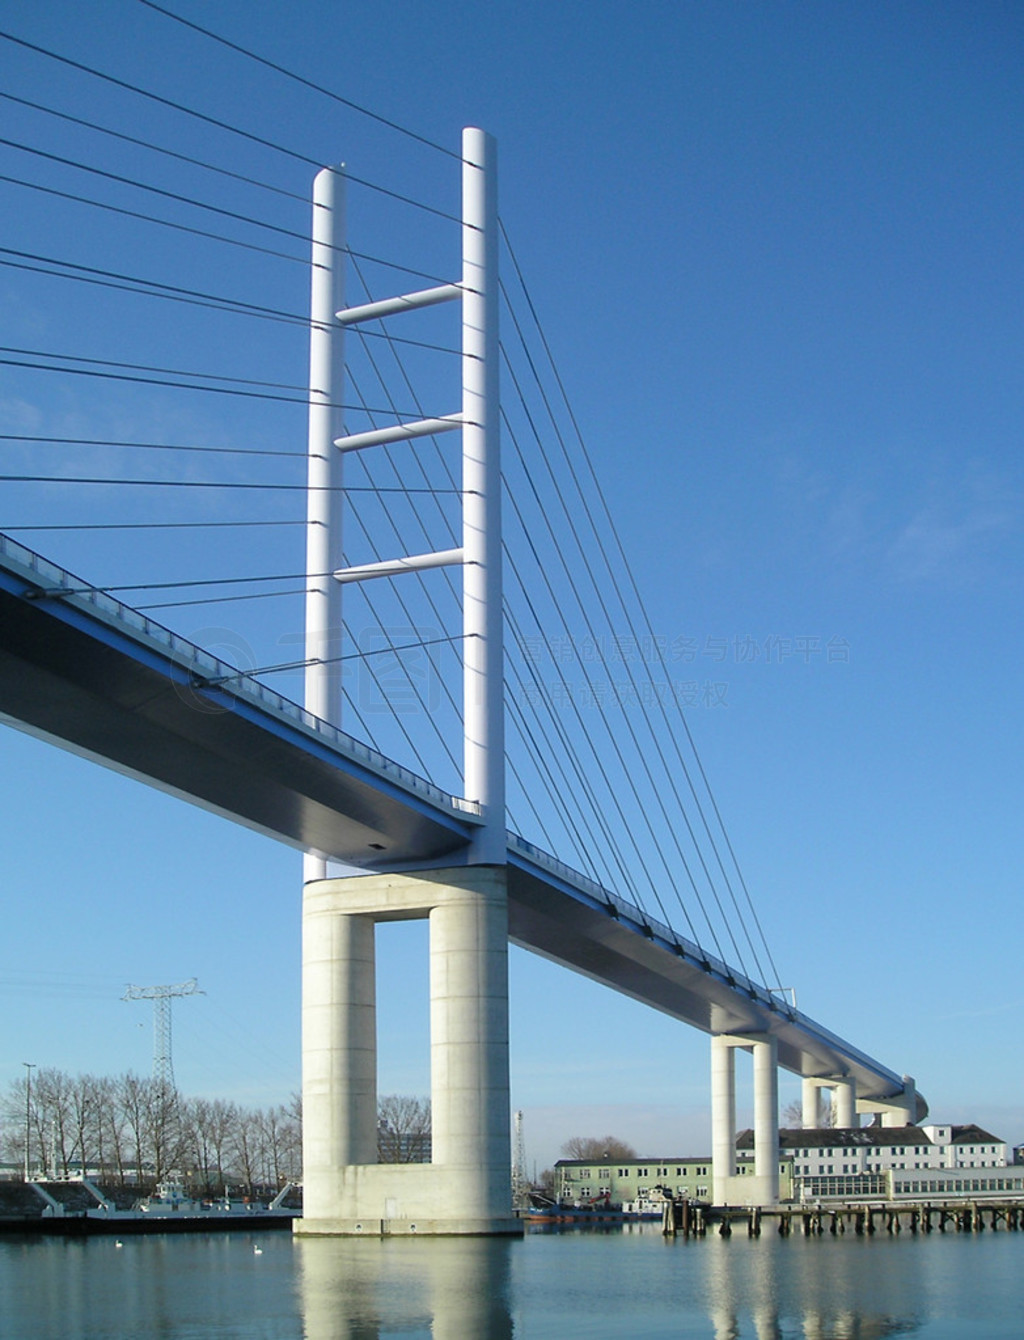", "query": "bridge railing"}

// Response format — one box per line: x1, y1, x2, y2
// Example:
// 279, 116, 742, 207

0, 533, 480, 823
506, 832, 792, 1016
